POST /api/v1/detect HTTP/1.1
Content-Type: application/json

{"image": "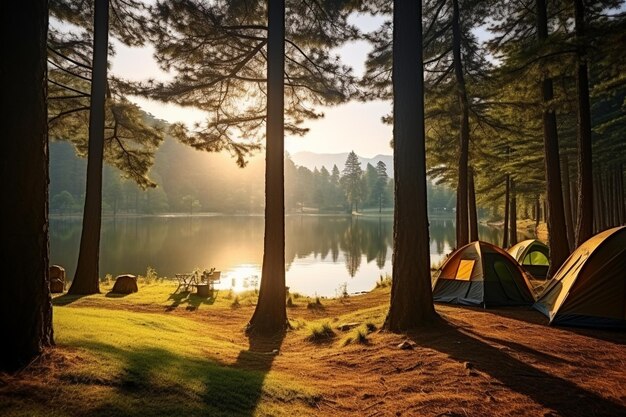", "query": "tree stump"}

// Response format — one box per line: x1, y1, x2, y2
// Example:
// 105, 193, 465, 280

111, 274, 138, 294
49, 265, 66, 293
